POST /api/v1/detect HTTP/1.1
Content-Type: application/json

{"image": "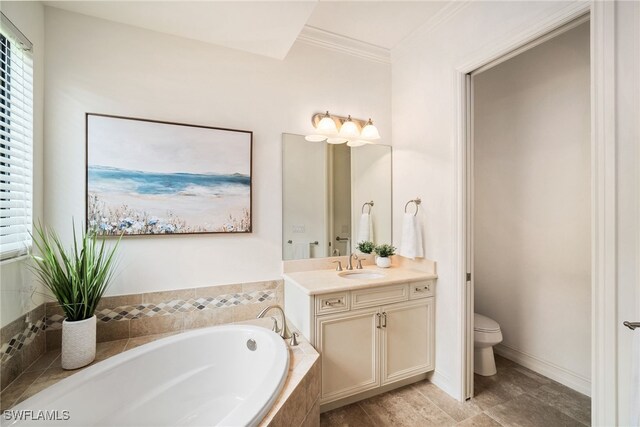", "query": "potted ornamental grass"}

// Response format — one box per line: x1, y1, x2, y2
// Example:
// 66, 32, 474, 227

31, 223, 121, 369
374, 243, 396, 268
